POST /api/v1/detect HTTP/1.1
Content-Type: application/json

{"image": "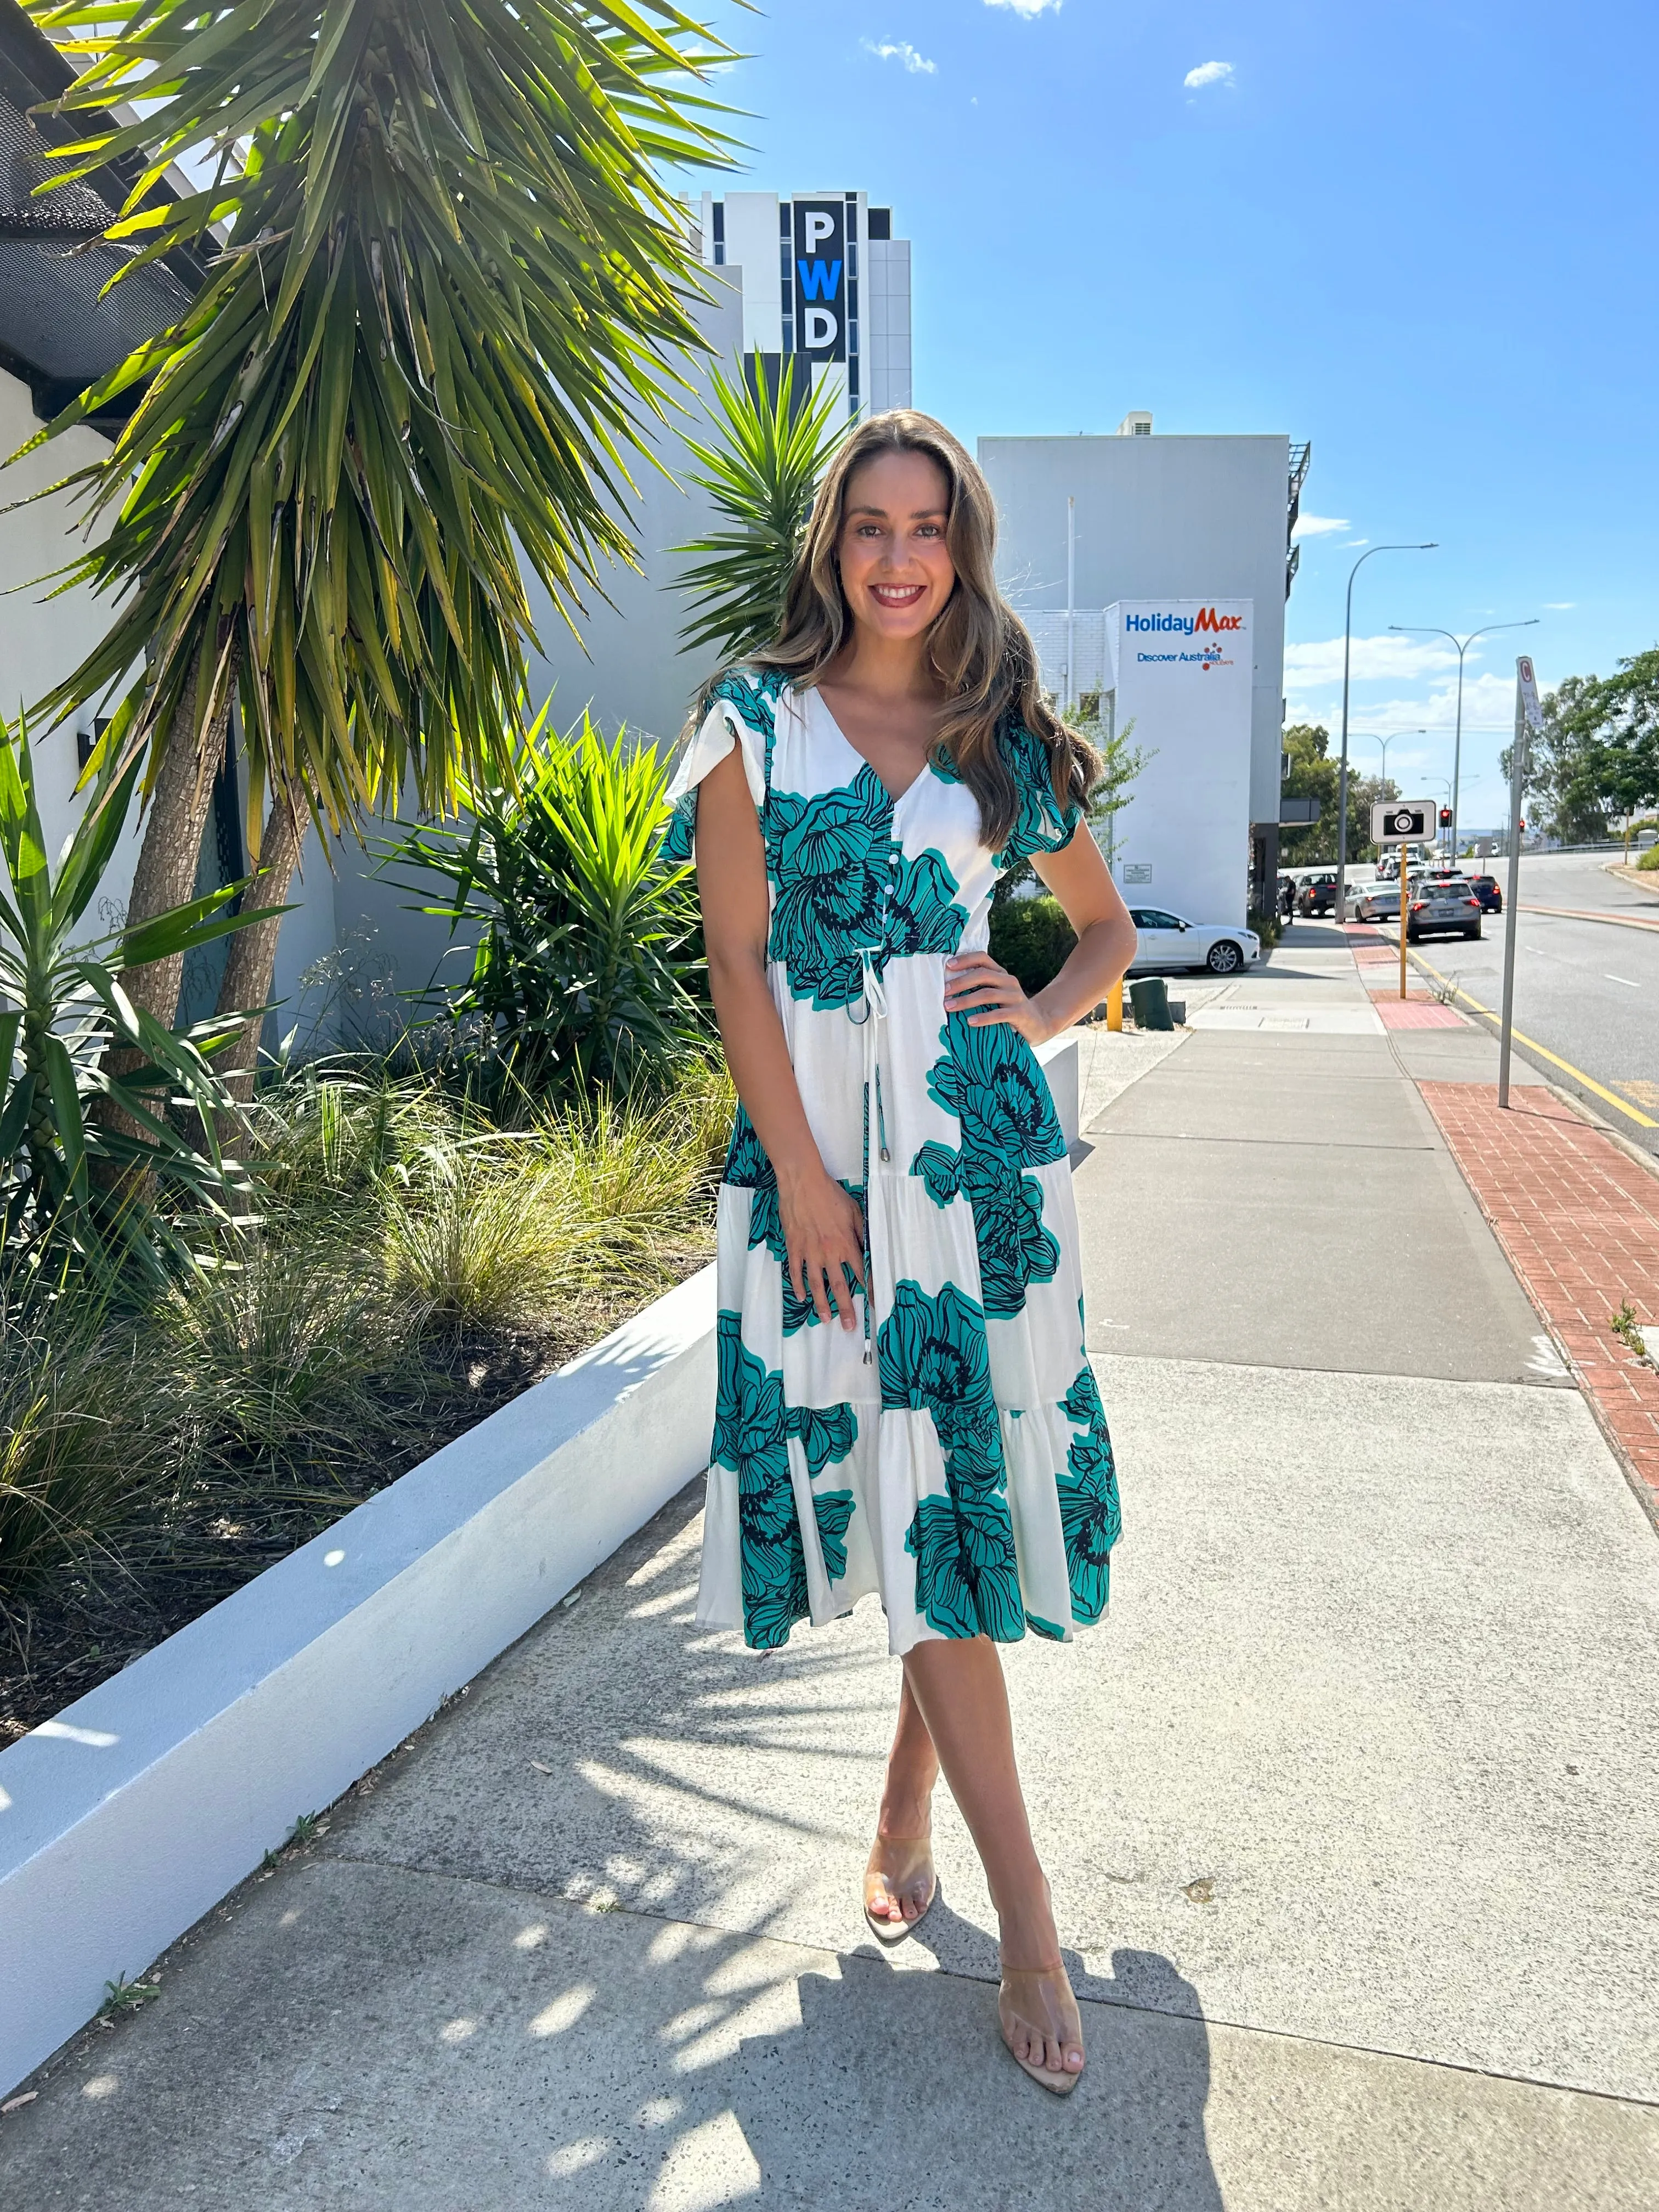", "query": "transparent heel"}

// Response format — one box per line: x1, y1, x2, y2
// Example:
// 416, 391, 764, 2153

997, 1959, 1085, 2095
862, 1836, 936, 1944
